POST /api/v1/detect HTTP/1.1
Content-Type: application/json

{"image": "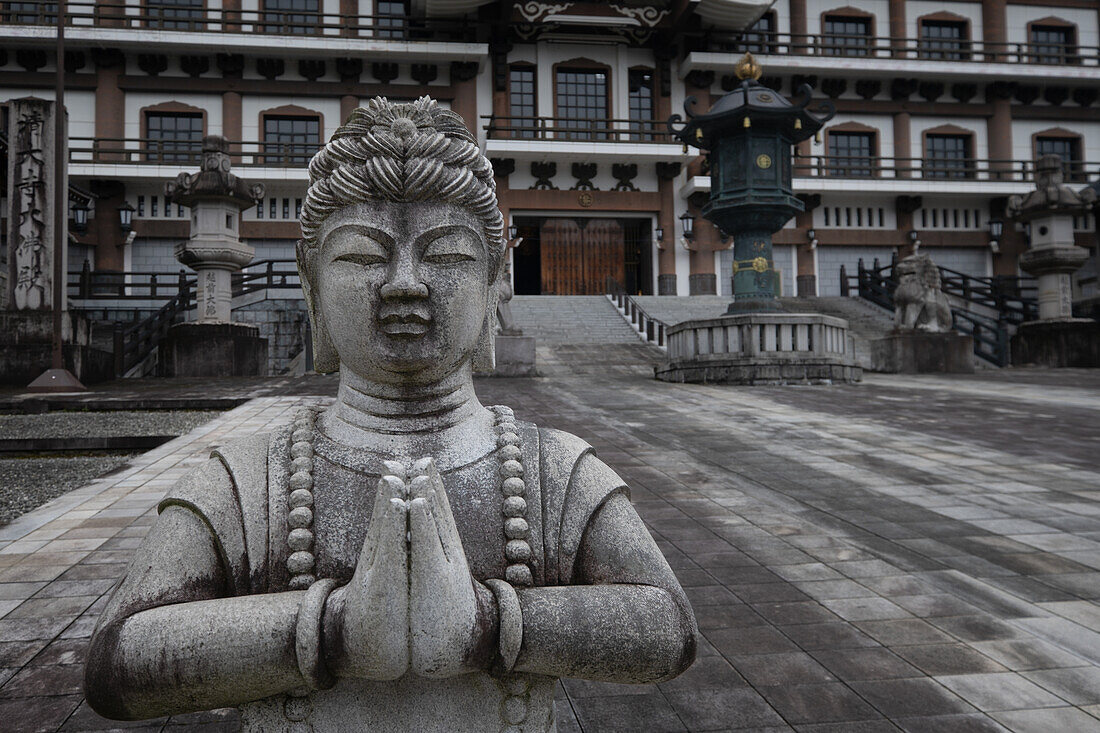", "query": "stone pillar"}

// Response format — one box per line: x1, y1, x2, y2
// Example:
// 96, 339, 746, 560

92, 50, 124, 162
688, 249, 716, 295
89, 180, 125, 272
790, 0, 807, 50
6, 98, 67, 312
1021, 212, 1086, 320
888, 0, 906, 57
893, 111, 911, 178
982, 0, 1006, 50
795, 209, 816, 296
450, 63, 479, 138
223, 91, 242, 156
986, 94, 1012, 182
340, 95, 358, 126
